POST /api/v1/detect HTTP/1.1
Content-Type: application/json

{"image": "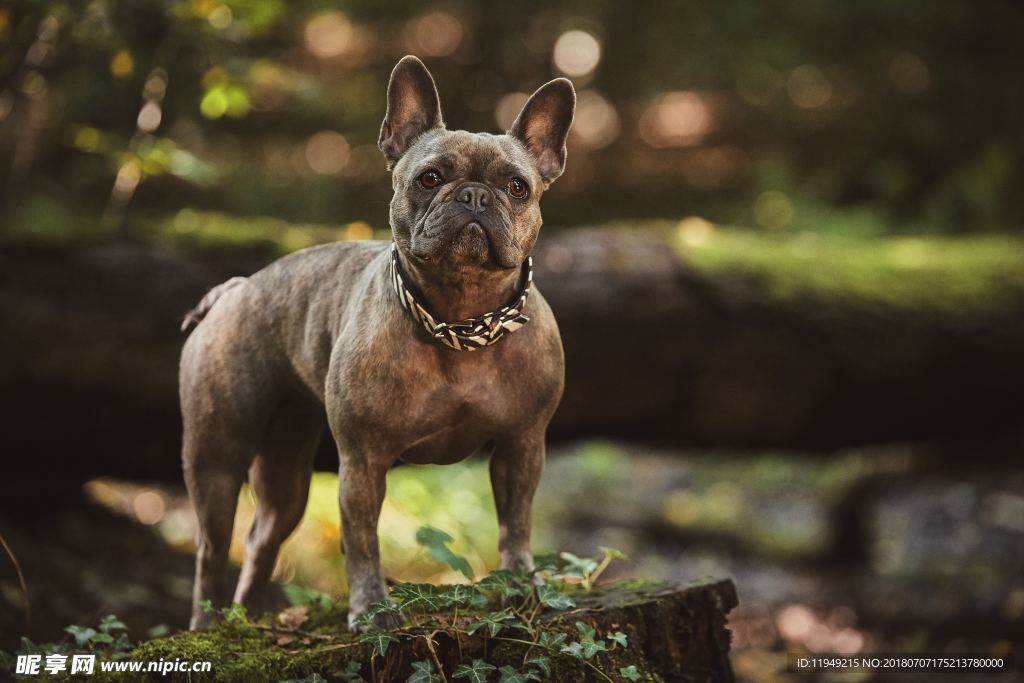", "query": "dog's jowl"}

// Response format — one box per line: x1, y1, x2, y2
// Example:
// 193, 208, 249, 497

179, 56, 574, 631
